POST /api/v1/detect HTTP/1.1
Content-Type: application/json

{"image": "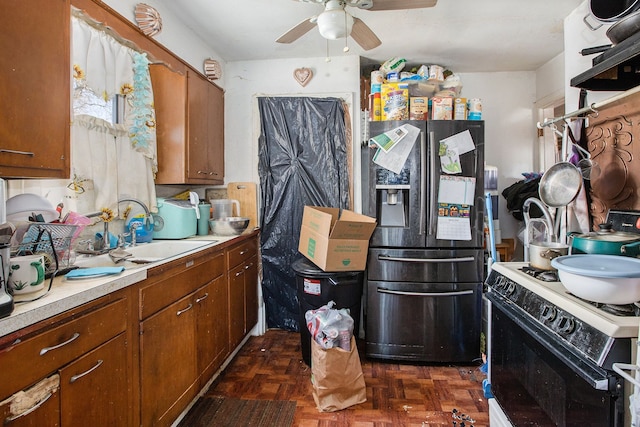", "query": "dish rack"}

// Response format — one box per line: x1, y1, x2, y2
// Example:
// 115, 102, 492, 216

11, 224, 79, 276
